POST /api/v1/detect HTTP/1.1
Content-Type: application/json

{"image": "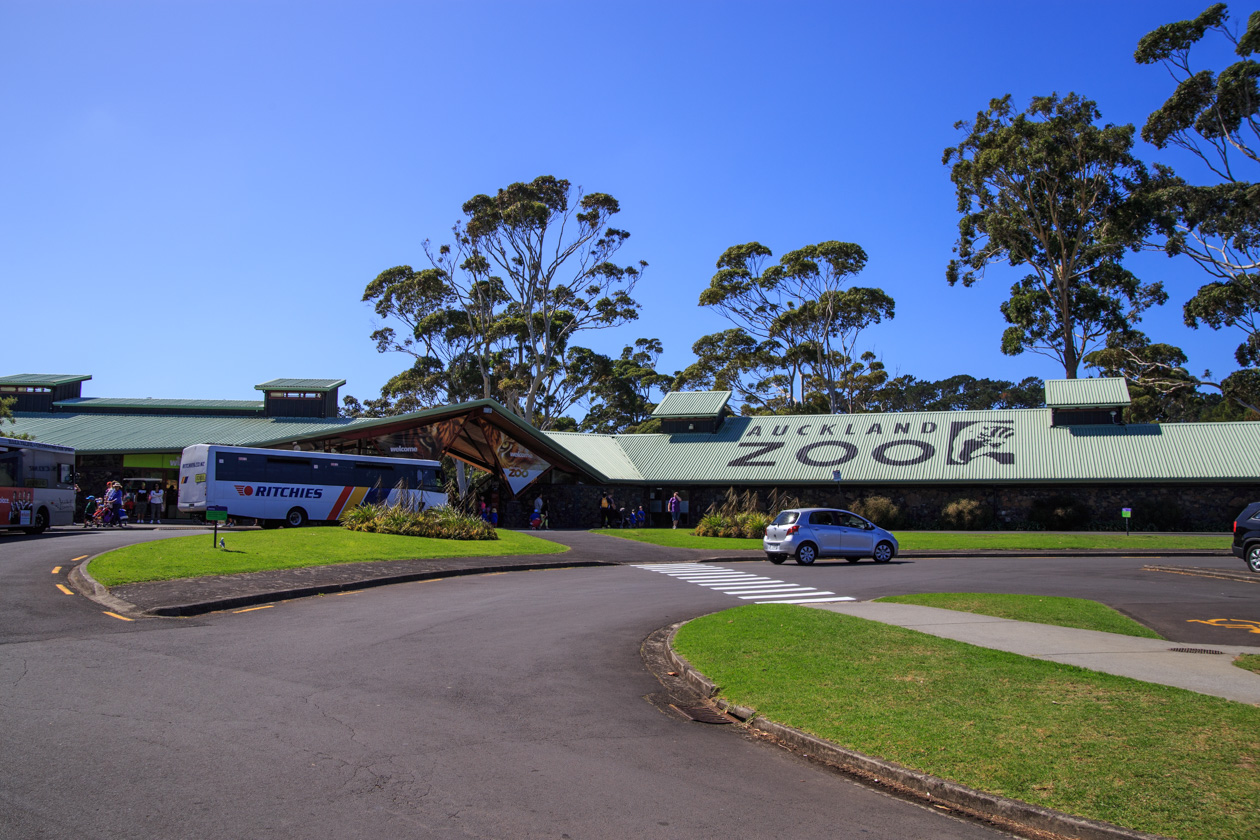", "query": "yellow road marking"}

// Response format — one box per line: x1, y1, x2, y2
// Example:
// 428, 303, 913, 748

55, 584, 73, 595
70, 555, 89, 563
51, 566, 61, 574
1187, 618, 1260, 634
232, 605, 274, 614
103, 611, 134, 622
